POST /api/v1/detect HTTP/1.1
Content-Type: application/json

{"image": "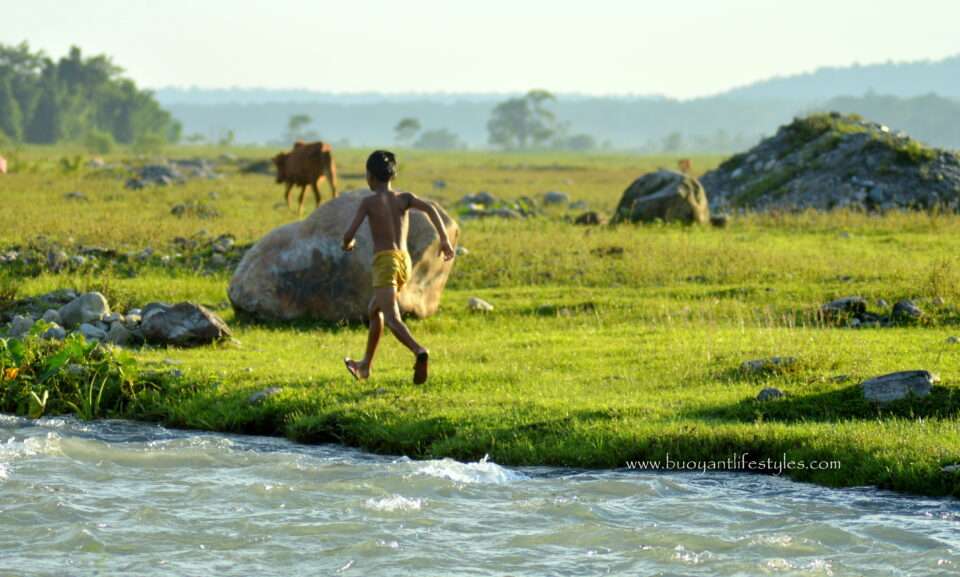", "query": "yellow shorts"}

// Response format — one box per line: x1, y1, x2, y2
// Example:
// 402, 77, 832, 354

372, 250, 412, 290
